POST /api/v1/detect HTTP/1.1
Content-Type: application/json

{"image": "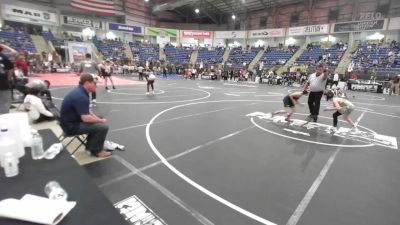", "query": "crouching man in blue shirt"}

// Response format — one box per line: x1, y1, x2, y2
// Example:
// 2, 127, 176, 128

60, 74, 111, 158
